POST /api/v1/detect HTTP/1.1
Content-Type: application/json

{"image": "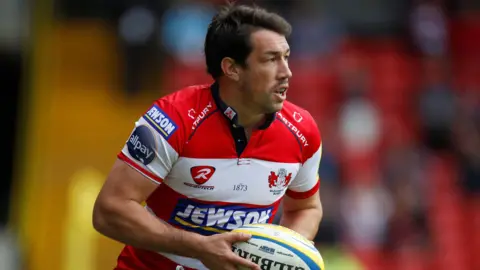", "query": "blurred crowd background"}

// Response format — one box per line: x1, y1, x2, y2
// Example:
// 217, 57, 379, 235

0, 0, 479, 269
